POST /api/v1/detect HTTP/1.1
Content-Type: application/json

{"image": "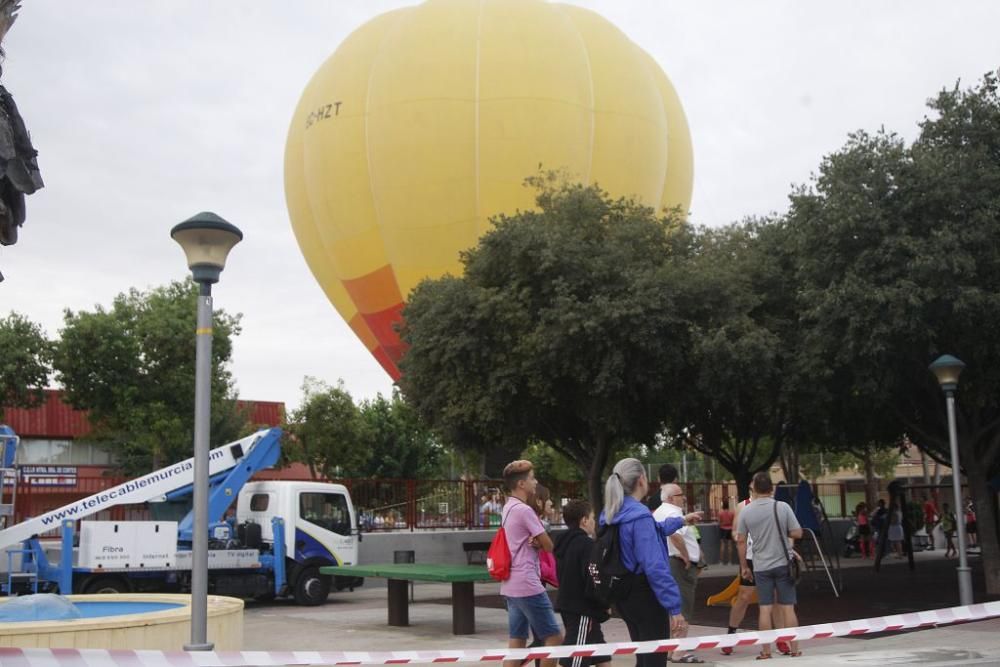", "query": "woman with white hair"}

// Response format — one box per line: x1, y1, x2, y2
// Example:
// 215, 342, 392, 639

601, 458, 687, 667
